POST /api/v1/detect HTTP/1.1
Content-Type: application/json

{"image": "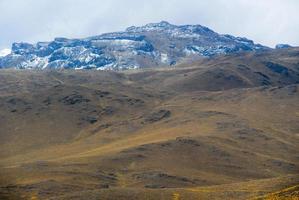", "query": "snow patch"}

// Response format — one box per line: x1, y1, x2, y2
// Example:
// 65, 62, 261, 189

161, 53, 169, 63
